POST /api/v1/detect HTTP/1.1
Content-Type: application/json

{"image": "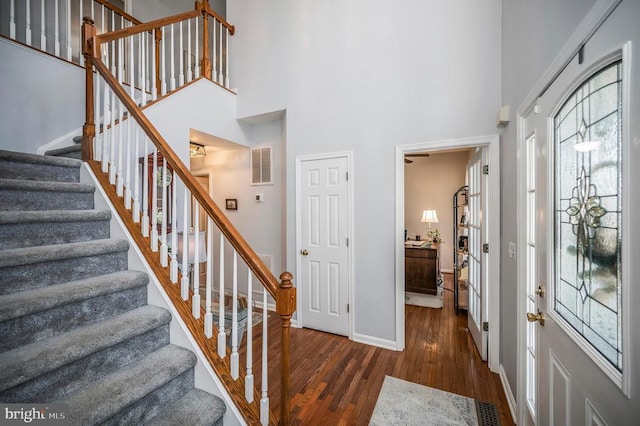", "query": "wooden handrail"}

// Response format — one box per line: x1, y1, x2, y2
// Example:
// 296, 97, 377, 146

95, 10, 201, 44
91, 56, 280, 298
94, 0, 143, 25
201, 1, 236, 35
